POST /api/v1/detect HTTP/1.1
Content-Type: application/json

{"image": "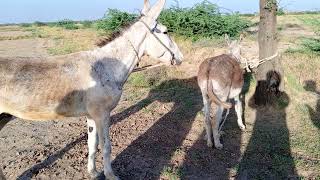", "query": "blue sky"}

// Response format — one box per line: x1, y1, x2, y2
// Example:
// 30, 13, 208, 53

1, 0, 320, 24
